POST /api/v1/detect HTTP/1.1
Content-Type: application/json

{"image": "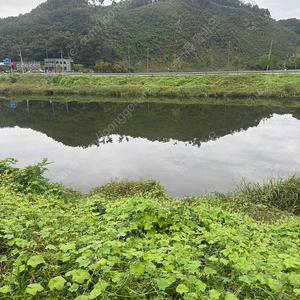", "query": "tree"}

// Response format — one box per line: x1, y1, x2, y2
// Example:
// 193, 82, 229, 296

74, 64, 83, 72
94, 61, 113, 73
114, 64, 123, 73
203, 52, 212, 74
156, 58, 164, 72
290, 53, 300, 69
259, 54, 270, 70
269, 56, 279, 72
232, 56, 241, 74
171, 59, 182, 75
0, 65, 10, 73
55, 65, 63, 73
